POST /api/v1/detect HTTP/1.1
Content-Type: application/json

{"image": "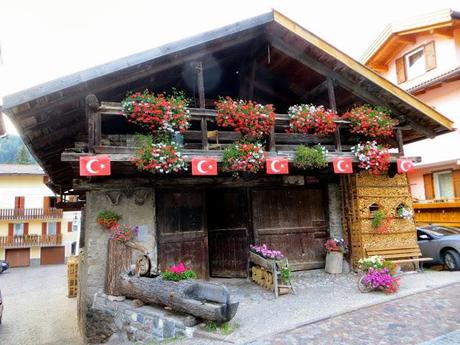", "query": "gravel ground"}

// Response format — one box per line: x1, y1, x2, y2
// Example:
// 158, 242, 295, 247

177, 269, 460, 345
0, 265, 82, 345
